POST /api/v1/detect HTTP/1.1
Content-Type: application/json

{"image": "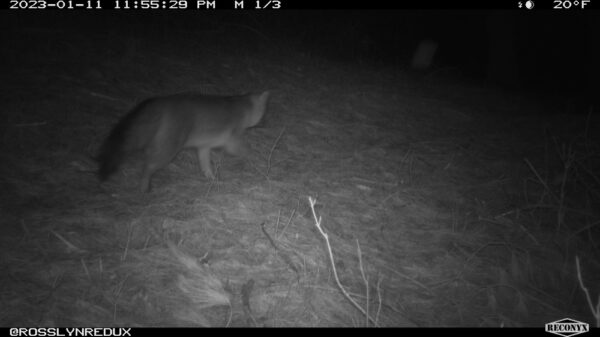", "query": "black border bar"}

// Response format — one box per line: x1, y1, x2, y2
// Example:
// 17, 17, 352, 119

3, 327, 558, 336
3, 0, 595, 10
